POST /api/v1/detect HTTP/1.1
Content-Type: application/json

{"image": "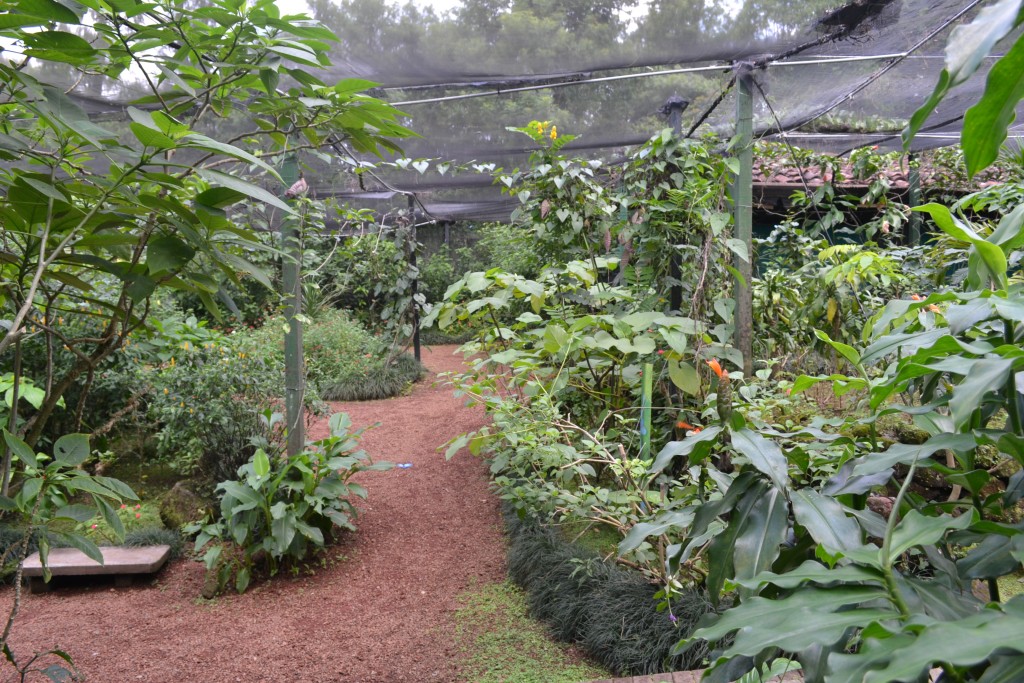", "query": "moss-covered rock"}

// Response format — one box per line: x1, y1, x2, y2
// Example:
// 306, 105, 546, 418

159, 481, 213, 531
